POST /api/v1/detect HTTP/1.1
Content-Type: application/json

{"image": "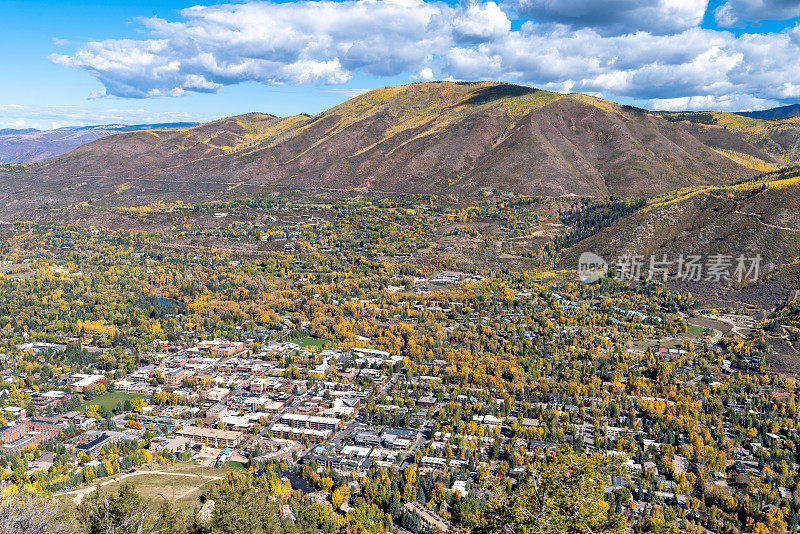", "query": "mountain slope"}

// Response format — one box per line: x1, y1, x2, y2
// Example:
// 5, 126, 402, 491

562, 166, 800, 307
33, 113, 305, 181
660, 110, 800, 163
0, 123, 199, 164
142, 83, 778, 197
1, 82, 795, 218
